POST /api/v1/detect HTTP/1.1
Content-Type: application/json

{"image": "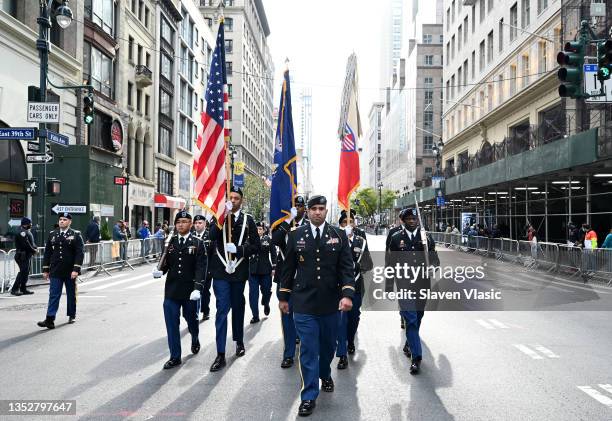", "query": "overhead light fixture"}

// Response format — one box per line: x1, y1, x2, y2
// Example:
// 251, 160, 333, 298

465, 196, 483, 199
514, 187, 539, 190
55, 1, 73, 29
487, 192, 508, 195
561, 186, 584, 190
594, 174, 612, 177
551, 181, 580, 184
